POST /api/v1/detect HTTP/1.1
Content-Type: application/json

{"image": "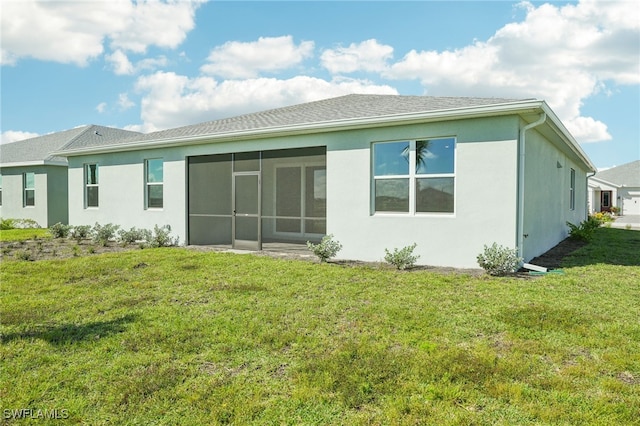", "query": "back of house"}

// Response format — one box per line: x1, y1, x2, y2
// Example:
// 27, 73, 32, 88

54, 94, 595, 268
